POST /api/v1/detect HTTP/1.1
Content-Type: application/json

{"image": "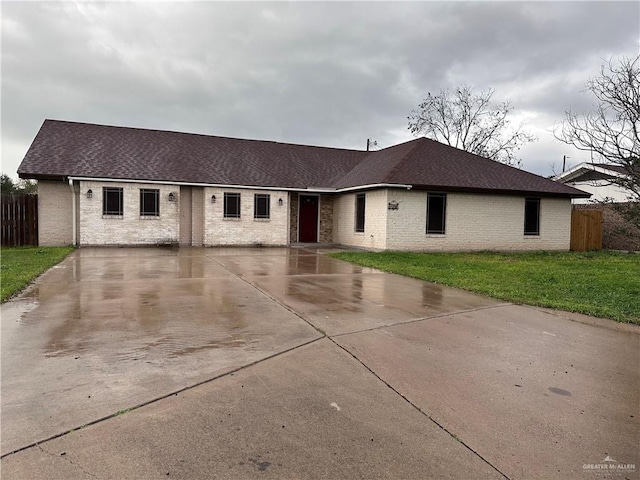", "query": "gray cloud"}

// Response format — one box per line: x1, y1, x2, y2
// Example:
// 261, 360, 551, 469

2, 1, 639, 179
